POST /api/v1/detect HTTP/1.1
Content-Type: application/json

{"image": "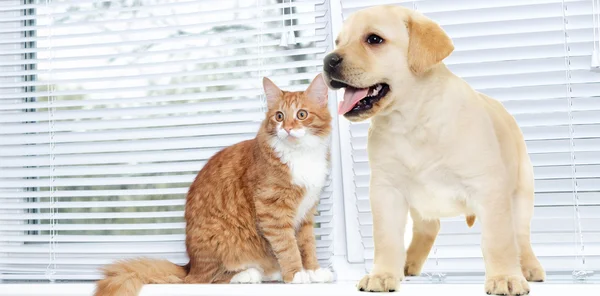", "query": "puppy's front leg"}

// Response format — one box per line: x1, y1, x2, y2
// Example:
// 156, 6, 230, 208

478, 191, 530, 296
357, 174, 408, 293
